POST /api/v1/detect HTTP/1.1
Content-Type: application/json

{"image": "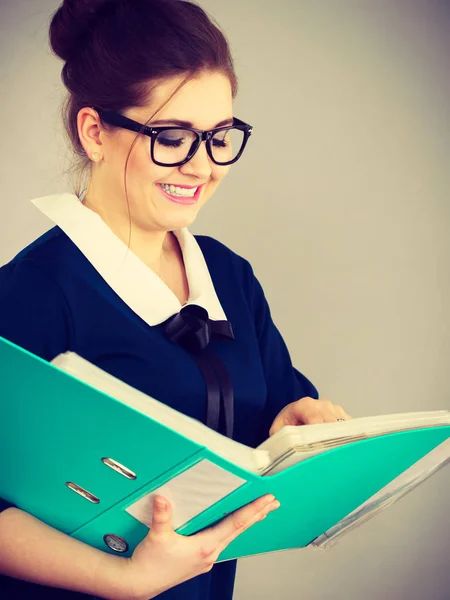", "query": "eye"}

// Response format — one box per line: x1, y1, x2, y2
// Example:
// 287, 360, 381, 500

213, 138, 228, 148
212, 132, 231, 148
156, 134, 186, 148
